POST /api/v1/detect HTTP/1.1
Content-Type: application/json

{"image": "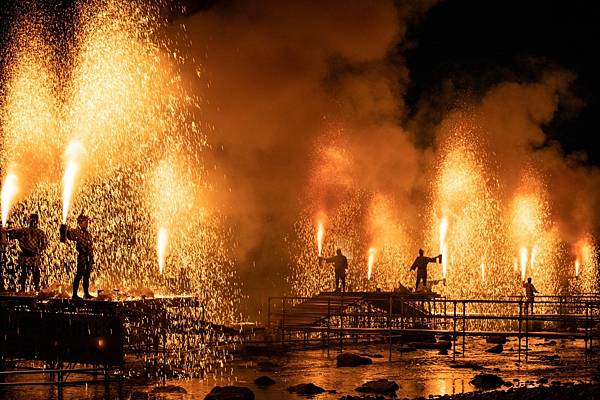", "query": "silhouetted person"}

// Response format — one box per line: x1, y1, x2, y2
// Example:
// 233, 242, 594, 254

410, 249, 441, 291
5, 213, 47, 292
61, 214, 94, 299
523, 277, 539, 314
319, 248, 348, 292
